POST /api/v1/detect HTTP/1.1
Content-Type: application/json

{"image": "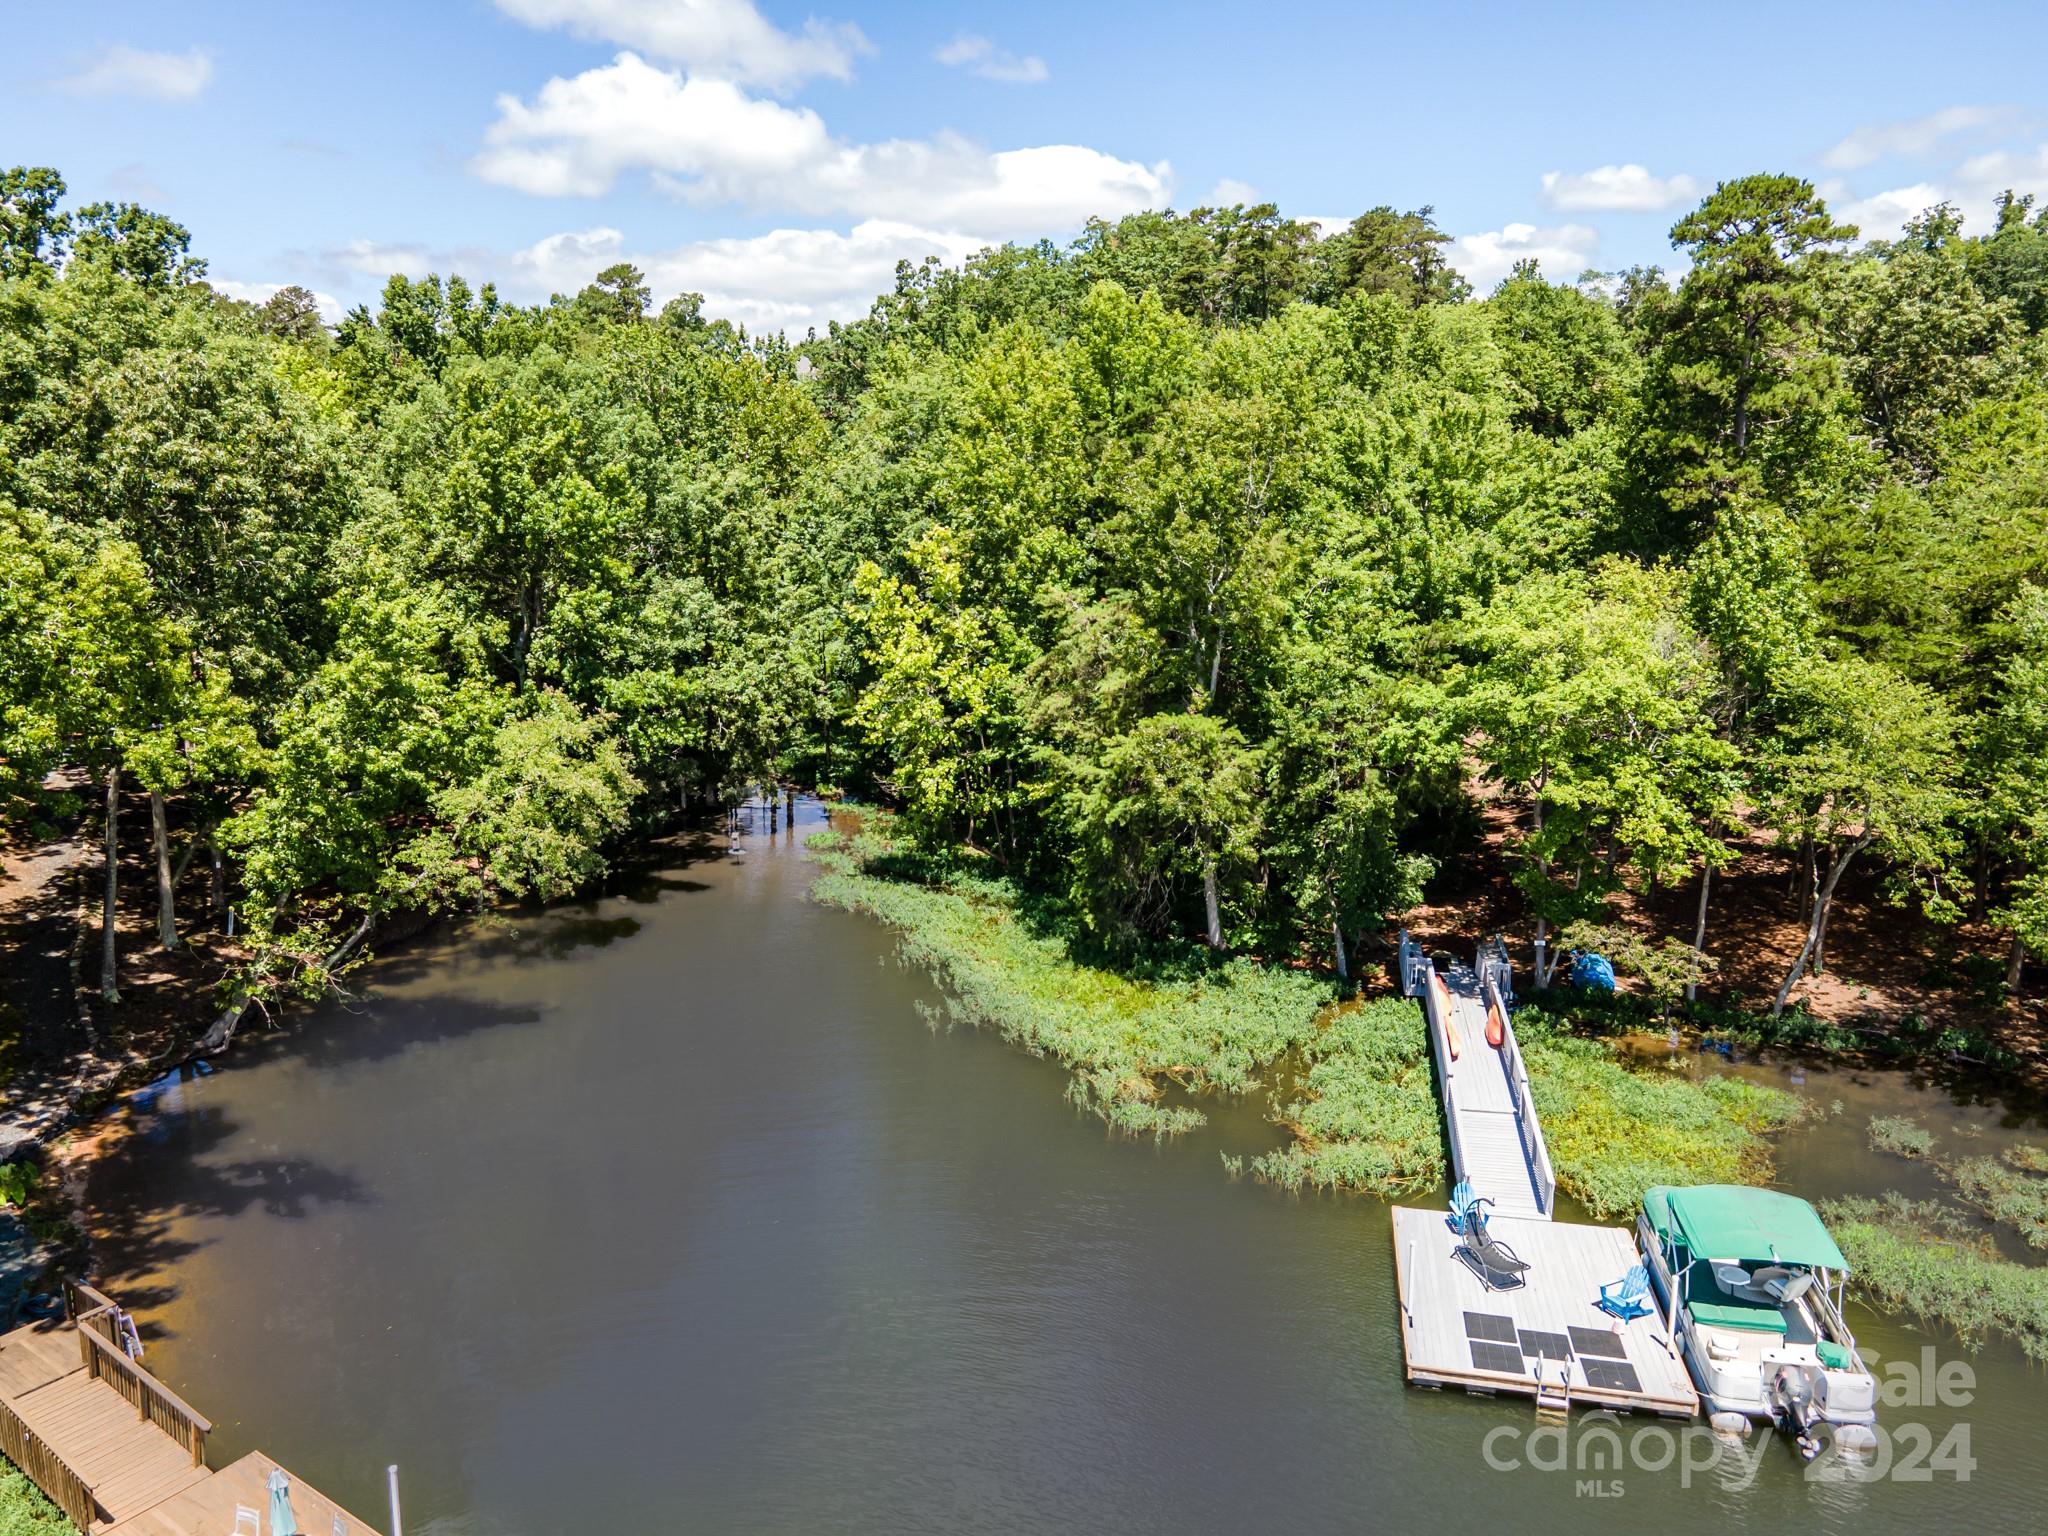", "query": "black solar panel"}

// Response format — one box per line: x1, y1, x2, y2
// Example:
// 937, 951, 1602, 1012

1580, 1358, 1643, 1393
1464, 1311, 1519, 1344
1469, 1340, 1526, 1375
1568, 1326, 1629, 1360
1519, 1329, 1573, 1362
